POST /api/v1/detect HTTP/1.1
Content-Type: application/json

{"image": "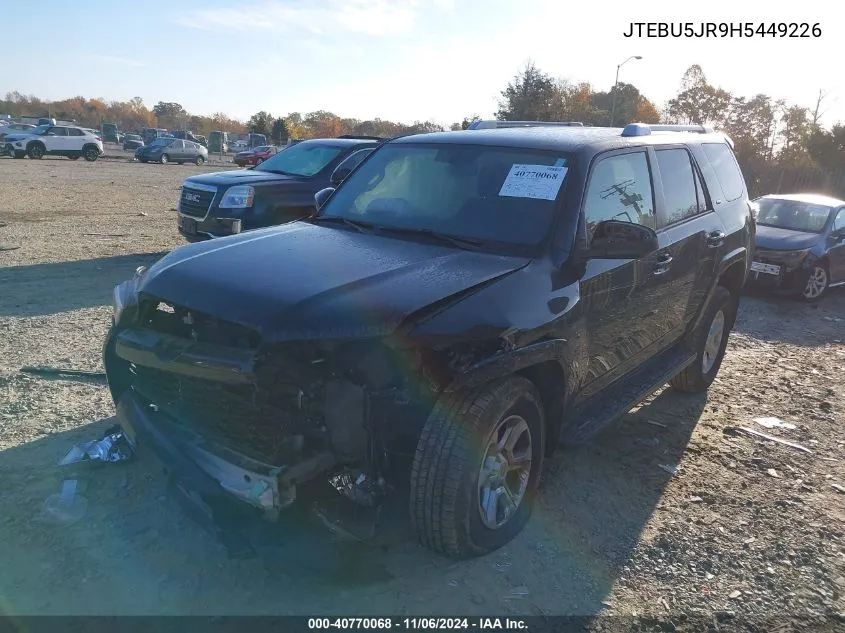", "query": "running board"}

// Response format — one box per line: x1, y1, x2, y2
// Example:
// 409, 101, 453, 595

560, 347, 697, 445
